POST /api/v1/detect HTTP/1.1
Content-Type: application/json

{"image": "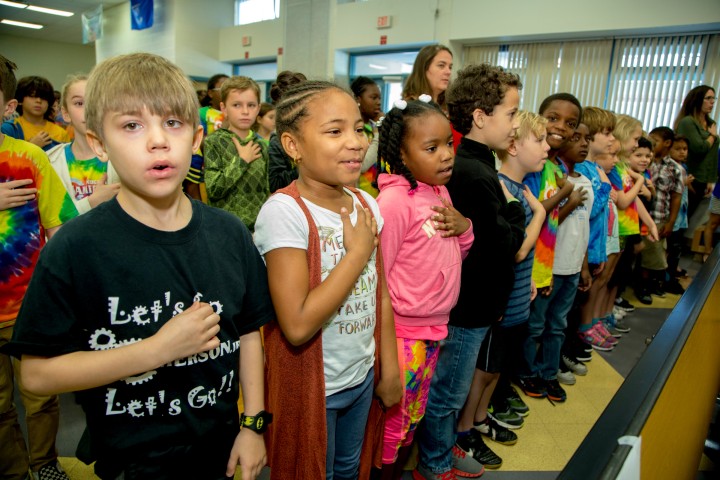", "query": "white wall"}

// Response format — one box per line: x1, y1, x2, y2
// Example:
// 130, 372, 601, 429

333, 0, 438, 50
96, 1, 175, 63
219, 18, 283, 63
174, 0, 234, 78
448, 0, 720, 44
0, 34, 95, 89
